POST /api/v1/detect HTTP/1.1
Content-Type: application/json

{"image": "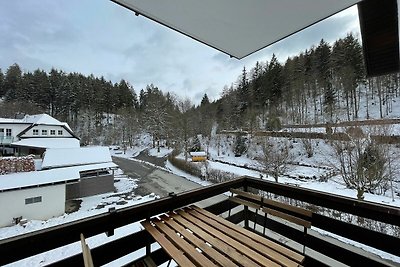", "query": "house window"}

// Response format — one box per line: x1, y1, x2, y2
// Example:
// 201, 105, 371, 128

0, 128, 3, 136
6, 129, 11, 136
25, 196, 42, 205
50, 130, 56, 135
41, 130, 47, 135
33, 129, 39, 135
58, 130, 63, 135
